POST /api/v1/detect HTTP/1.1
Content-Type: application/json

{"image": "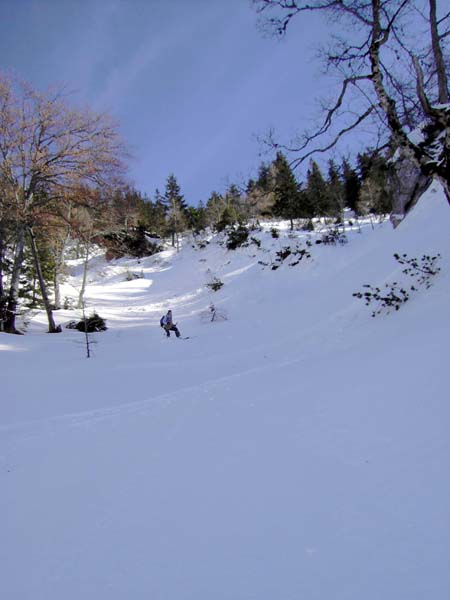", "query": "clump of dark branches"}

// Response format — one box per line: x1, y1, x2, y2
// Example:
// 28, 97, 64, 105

353, 252, 441, 316
316, 228, 348, 246
393, 252, 441, 289
259, 244, 312, 270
